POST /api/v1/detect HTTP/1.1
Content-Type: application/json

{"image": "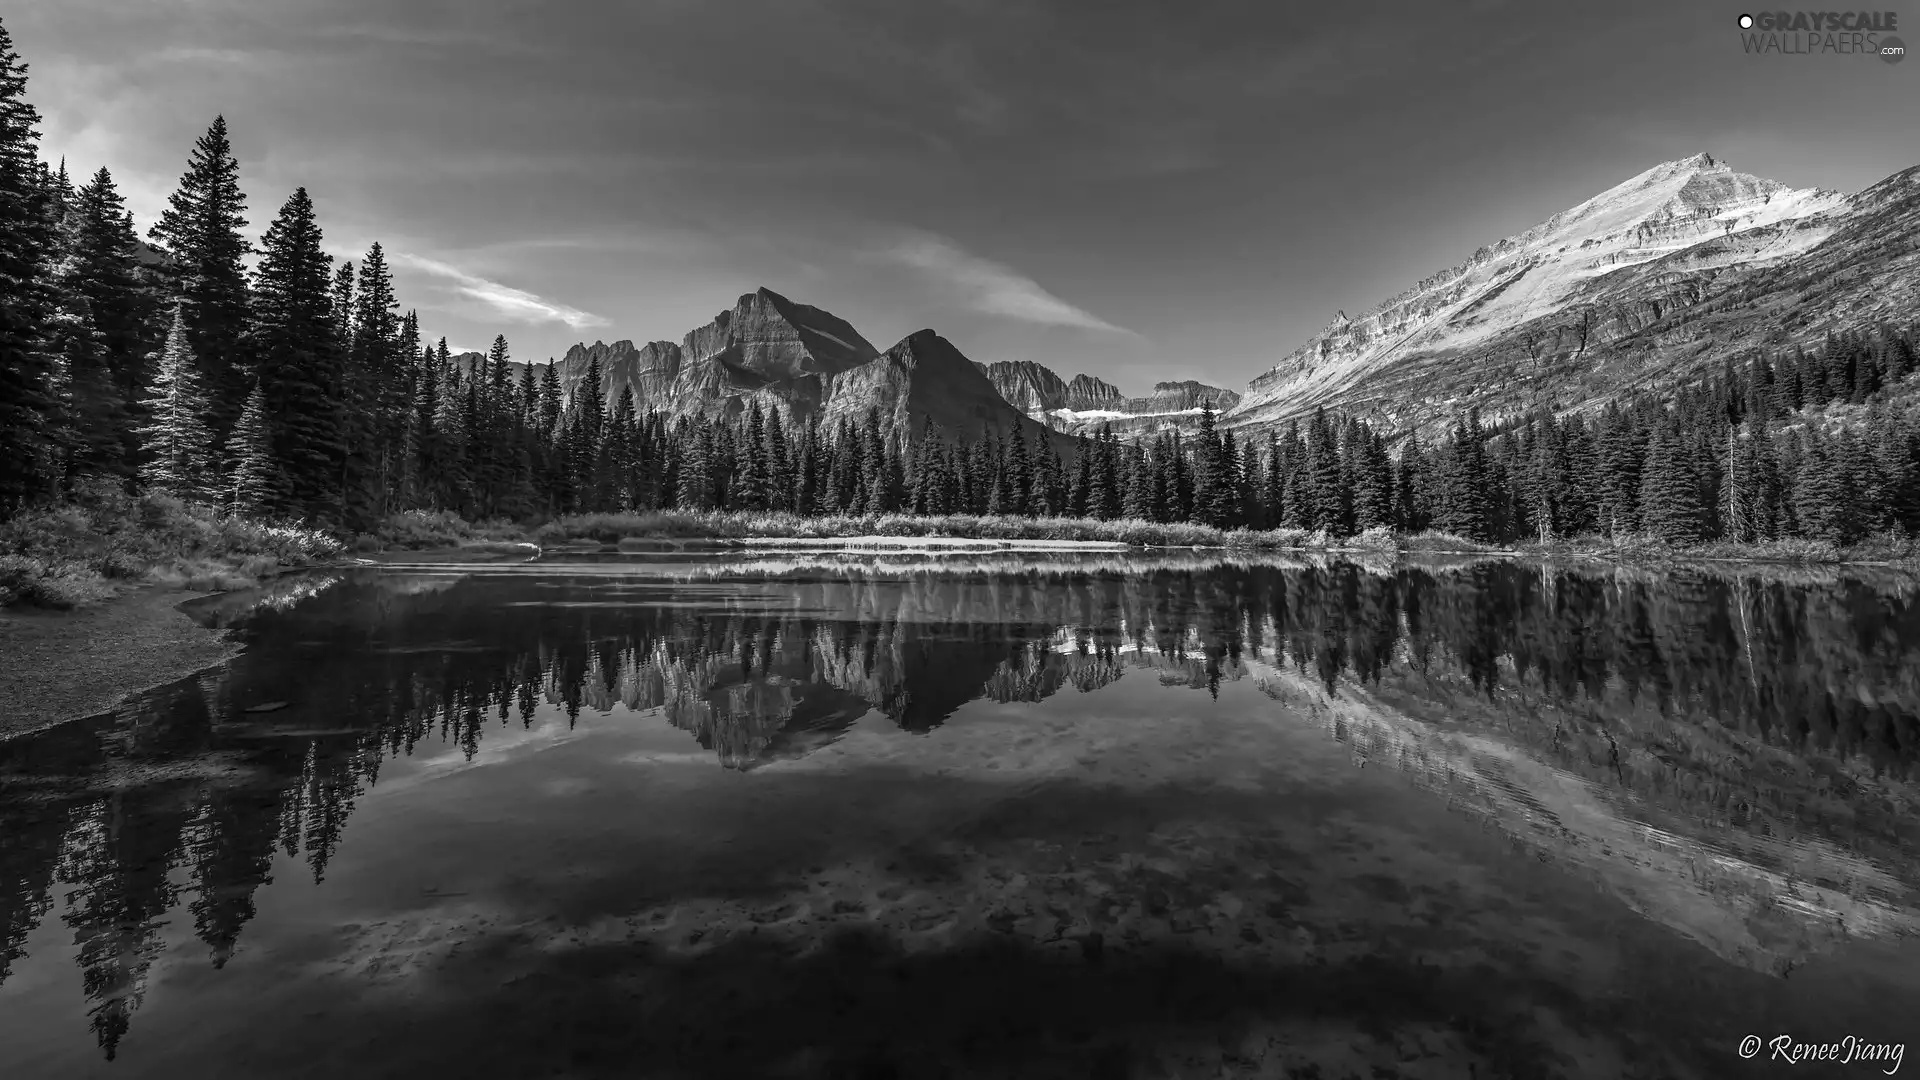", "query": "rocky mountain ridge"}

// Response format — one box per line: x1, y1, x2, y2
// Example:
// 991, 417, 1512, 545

458, 287, 1071, 452
1226, 152, 1917, 438
457, 153, 1918, 448
977, 360, 1240, 436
